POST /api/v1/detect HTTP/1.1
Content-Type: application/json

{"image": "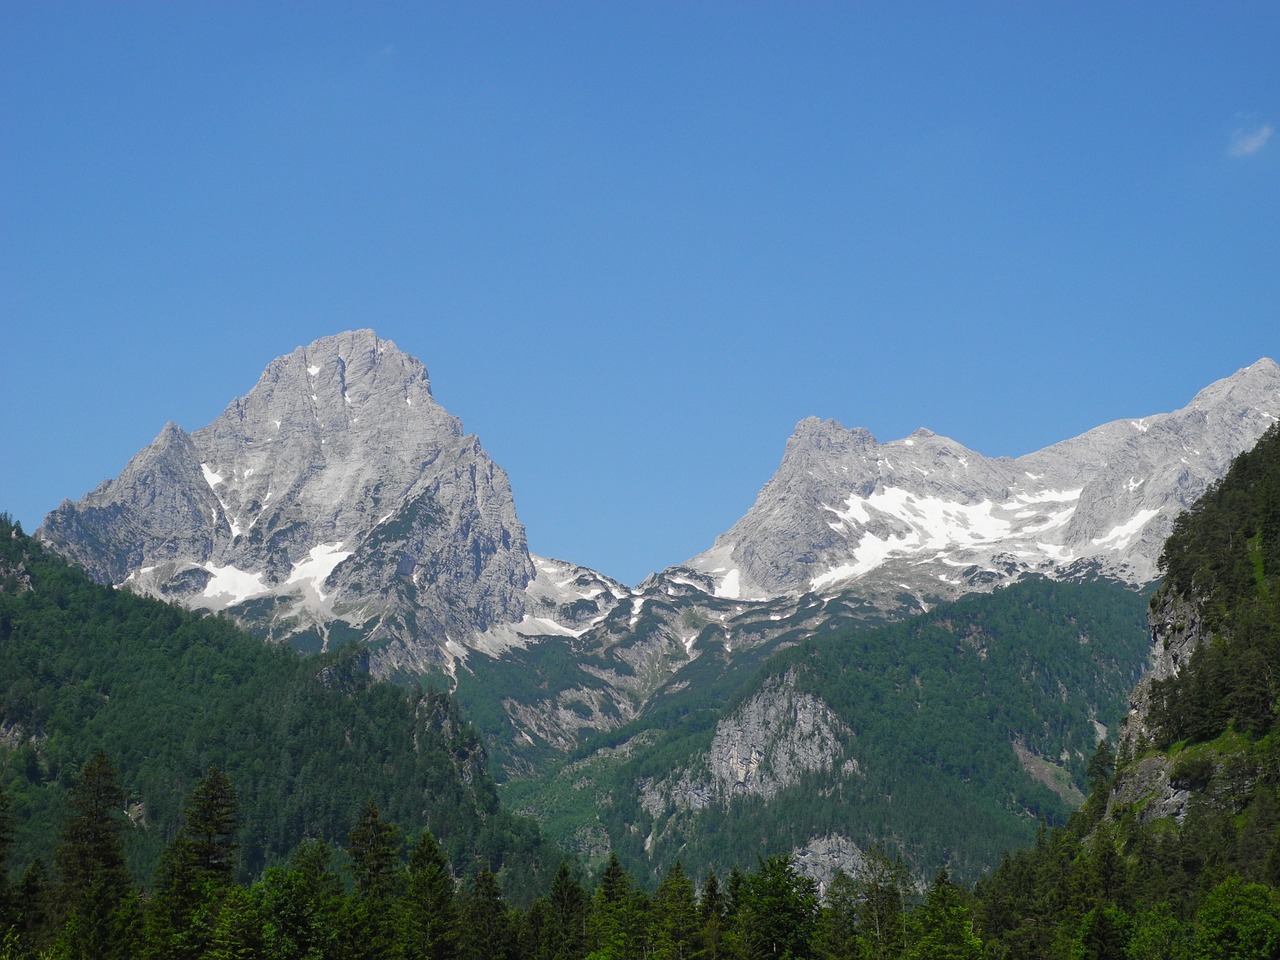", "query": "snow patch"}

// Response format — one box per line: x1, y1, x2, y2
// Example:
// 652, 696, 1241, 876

202, 564, 269, 606
1090, 508, 1160, 549
715, 568, 742, 600
286, 543, 353, 602
201, 464, 224, 487
307, 364, 320, 376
